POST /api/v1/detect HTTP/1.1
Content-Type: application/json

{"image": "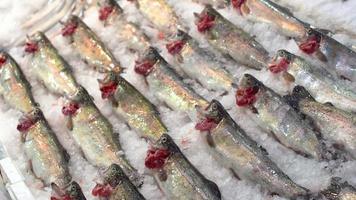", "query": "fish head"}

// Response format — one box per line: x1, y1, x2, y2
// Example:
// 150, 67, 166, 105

155, 134, 178, 152
268, 50, 293, 73
165, 30, 190, 55
25, 32, 46, 54
195, 100, 225, 132
51, 182, 86, 200
98, 72, 119, 99
102, 164, 127, 187
134, 47, 161, 76
194, 5, 219, 36
145, 134, 173, 169
296, 28, 322, 54
62, 15, 80, 37
0, 51, 8, 68
236, 74, 260, 107
98, 0, 124, 22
